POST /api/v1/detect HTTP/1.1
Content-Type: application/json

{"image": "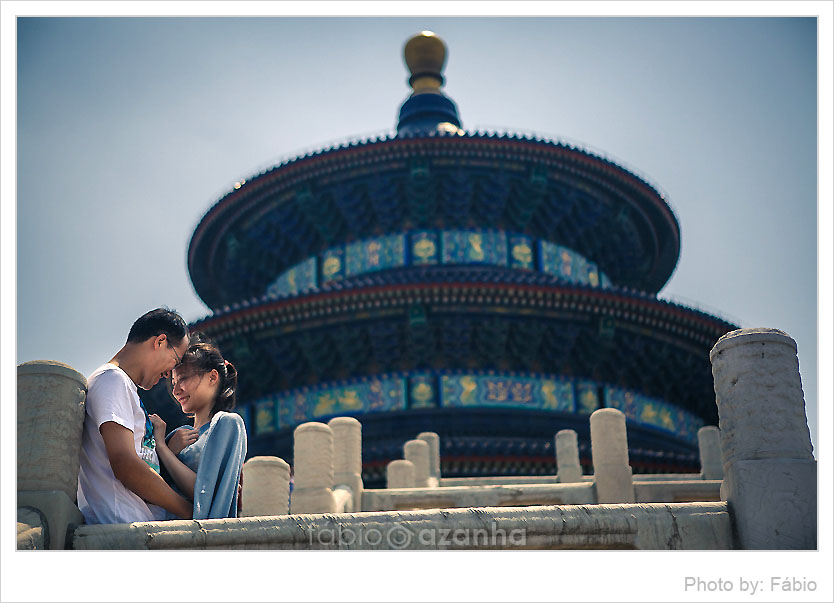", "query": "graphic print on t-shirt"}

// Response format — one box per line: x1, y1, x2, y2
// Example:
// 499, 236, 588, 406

138, 398, 160, 473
